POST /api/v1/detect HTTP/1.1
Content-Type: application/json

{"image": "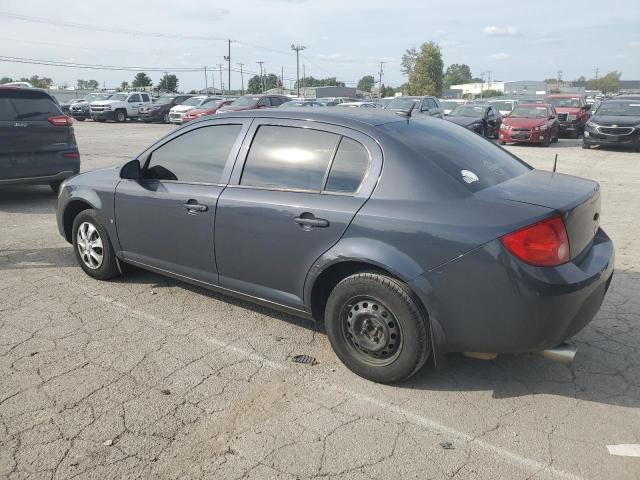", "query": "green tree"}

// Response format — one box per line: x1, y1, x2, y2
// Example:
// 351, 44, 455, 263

587, 71, 621, 93
158, 74, 179, 92
0, 76, 14, 84
131, 72, 153, 88
357, 75, 375, 92
481, 89, 503, 98
443, 64, 472, 89
77, 79, 99, 90
20, 75, 53, 88
403, 42, 443, 96
120, 81, 129, 91
247, 75, 263, 94
248, 73, 281, 93
295, 76, 345, 88
401, 46, 418, 76
380, 85, 395, 97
